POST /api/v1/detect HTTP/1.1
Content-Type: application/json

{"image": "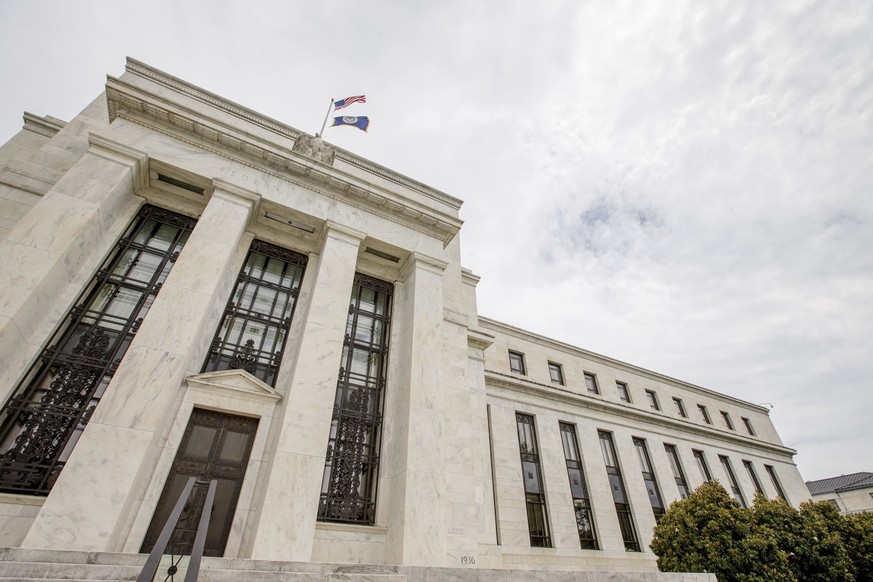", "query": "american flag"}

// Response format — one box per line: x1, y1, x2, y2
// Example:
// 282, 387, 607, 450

334, 95, 366, 111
